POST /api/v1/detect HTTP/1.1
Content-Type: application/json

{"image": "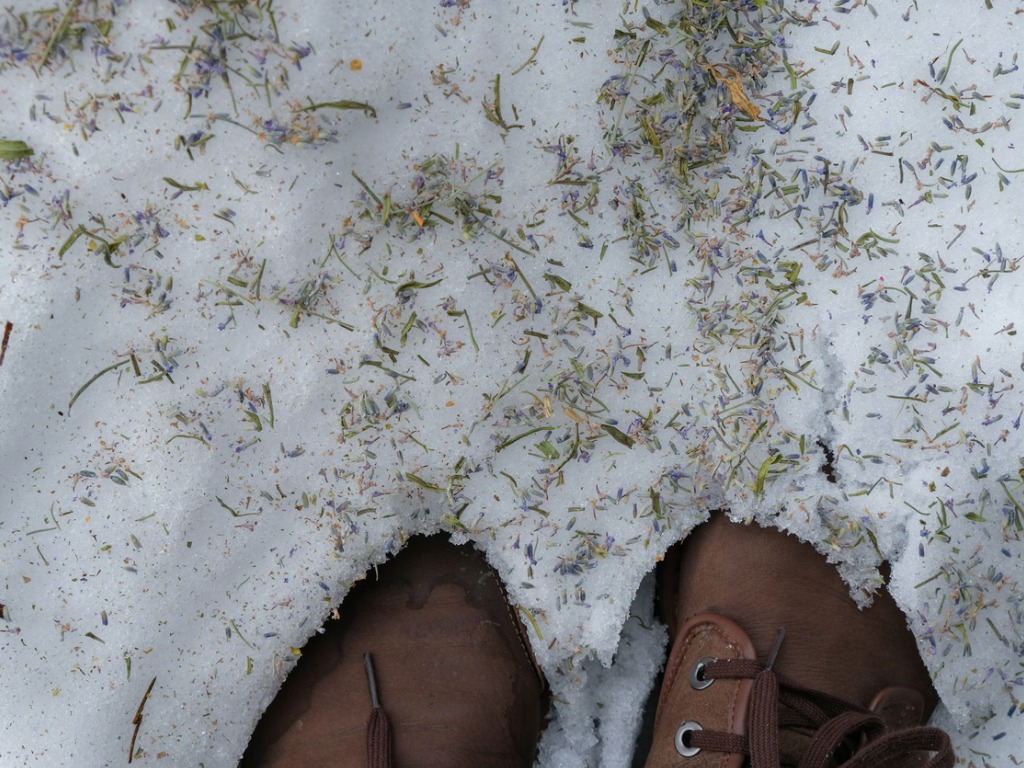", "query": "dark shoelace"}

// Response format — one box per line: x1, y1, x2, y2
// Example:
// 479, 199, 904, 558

686, 642, 954, 768
363, 653, 393, 768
